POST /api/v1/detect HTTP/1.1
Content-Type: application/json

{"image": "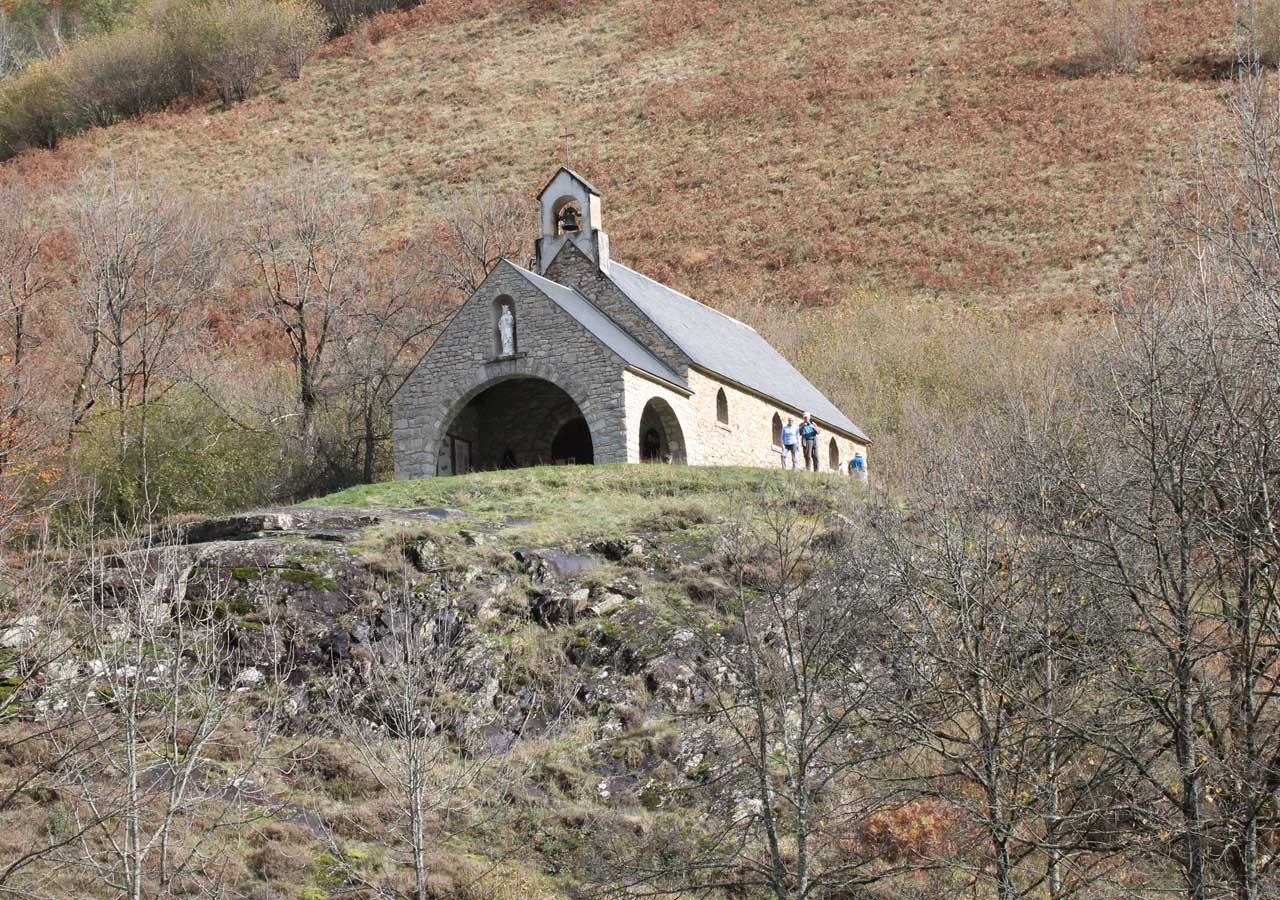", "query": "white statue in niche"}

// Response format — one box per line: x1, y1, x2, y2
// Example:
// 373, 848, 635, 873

498, 304, 515, 356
